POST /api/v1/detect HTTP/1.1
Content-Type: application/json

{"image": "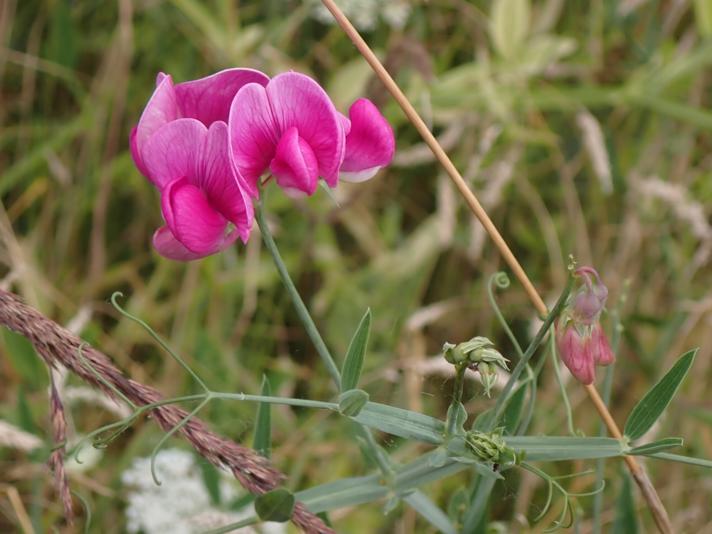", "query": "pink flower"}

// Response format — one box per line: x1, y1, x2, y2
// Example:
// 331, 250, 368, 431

228, 72, 394, 197
339, 98, 396, 183
130, 69, 268, 261
131, 69, 269, 181
556, 266, 615, 385
142, 119, 253, 261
